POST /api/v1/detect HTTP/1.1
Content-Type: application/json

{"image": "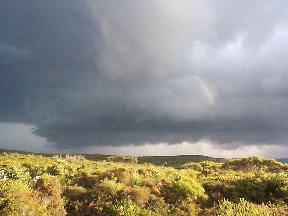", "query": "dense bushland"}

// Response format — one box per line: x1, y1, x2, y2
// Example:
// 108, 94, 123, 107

0, 153, 287, 215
